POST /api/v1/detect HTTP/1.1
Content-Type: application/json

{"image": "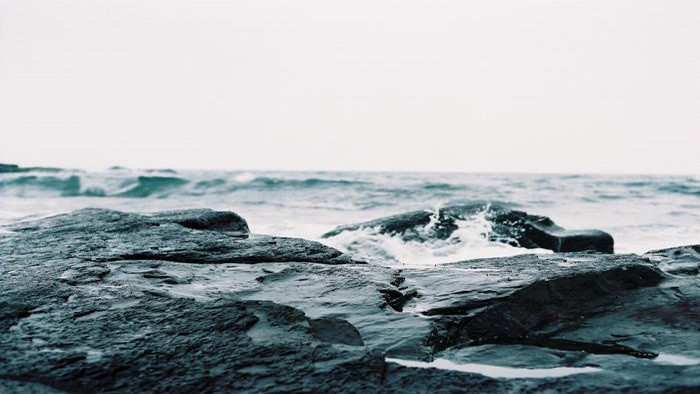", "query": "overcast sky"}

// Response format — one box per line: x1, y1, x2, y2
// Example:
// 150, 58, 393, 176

1, 0, 698, 174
